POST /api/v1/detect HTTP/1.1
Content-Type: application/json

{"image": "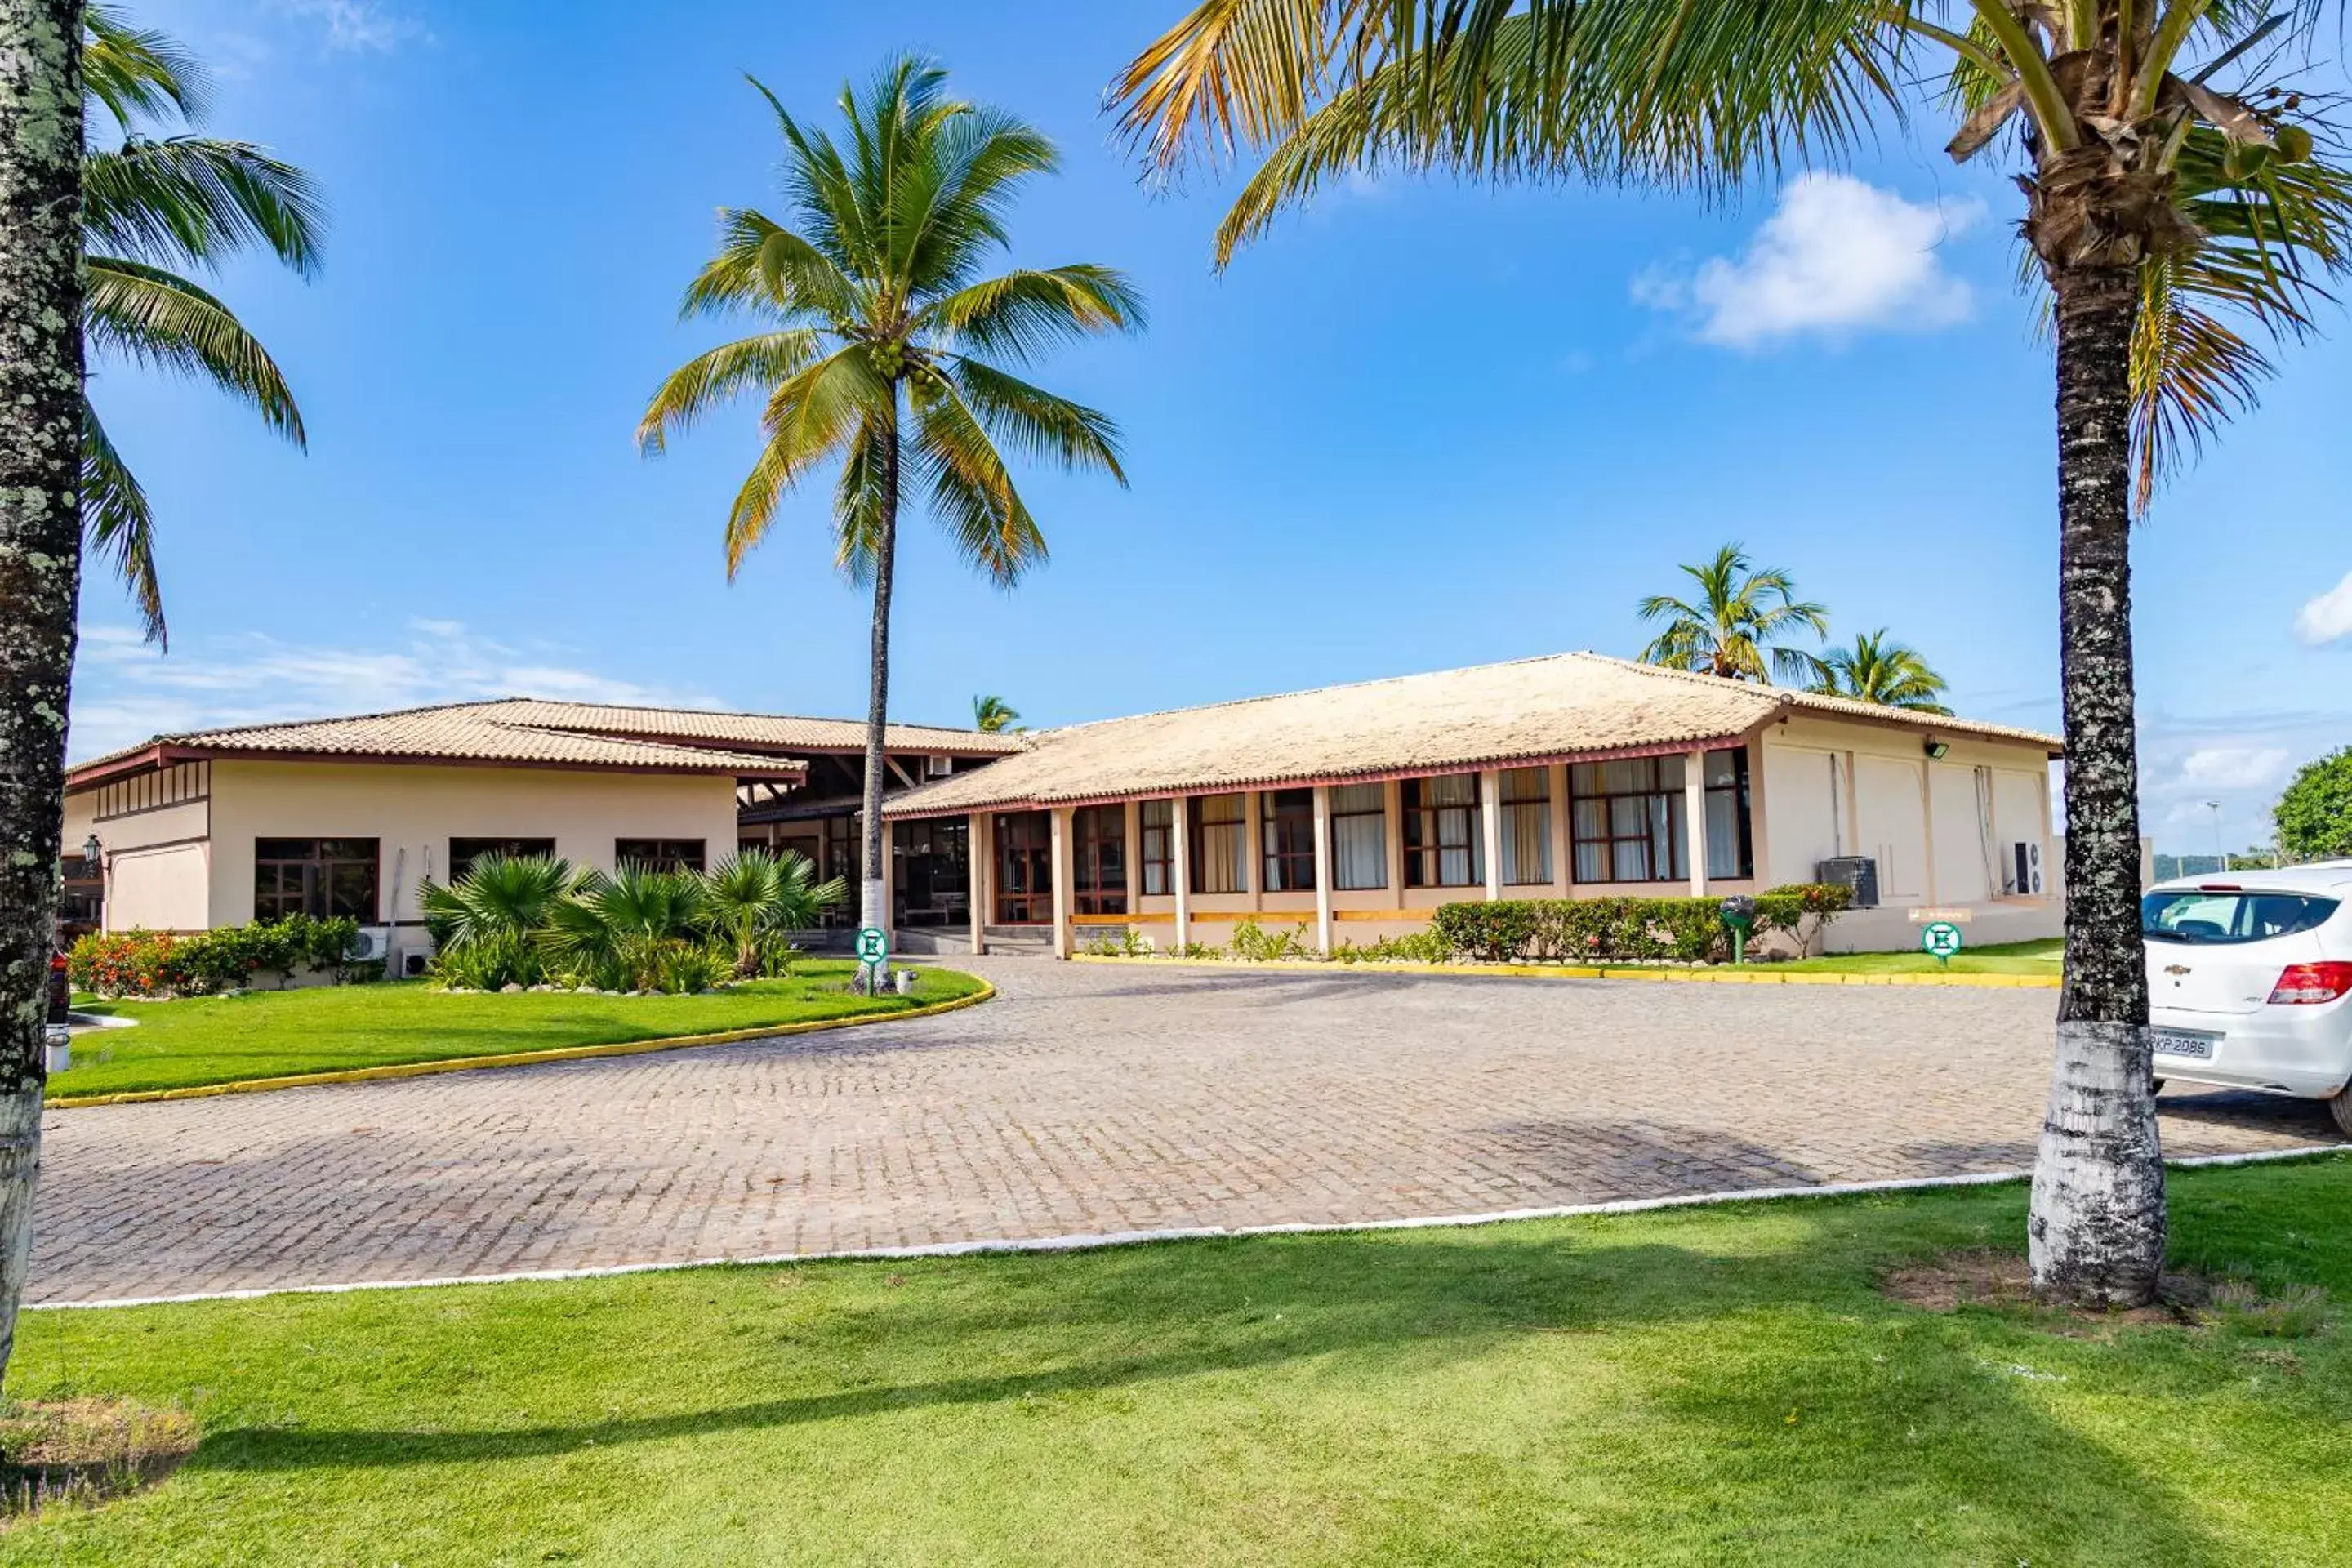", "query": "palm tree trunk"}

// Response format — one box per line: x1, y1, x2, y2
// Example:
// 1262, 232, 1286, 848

856, 398, 901, 991
2028, 258, 2166, 1307
0, 0, 87, 1387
